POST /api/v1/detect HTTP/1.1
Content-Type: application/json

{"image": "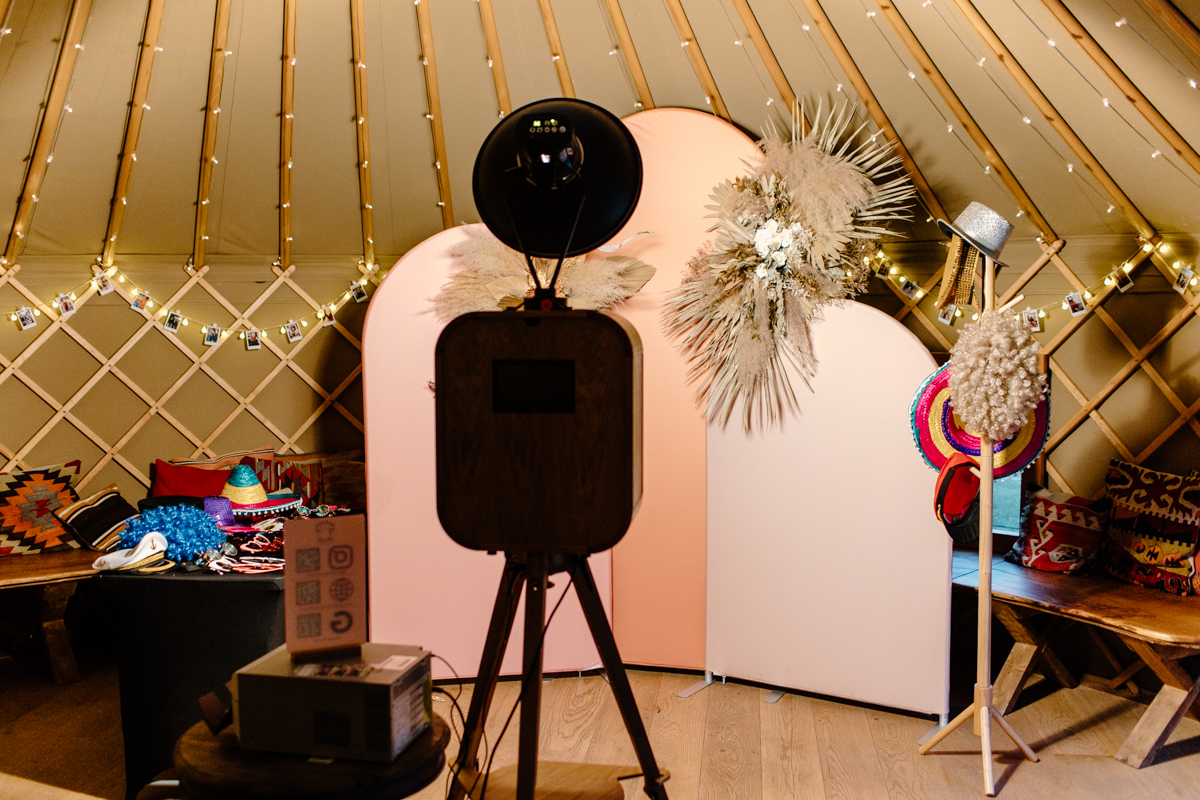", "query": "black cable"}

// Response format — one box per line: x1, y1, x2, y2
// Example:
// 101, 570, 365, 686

477, 573, 576, 800
435, 654, 491, 800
